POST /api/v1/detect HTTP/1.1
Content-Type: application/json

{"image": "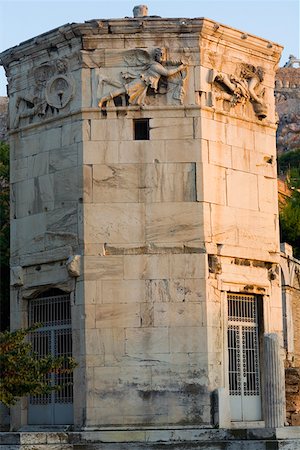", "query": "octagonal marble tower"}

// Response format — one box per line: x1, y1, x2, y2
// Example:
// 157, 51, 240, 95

1, 7, 284, 432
